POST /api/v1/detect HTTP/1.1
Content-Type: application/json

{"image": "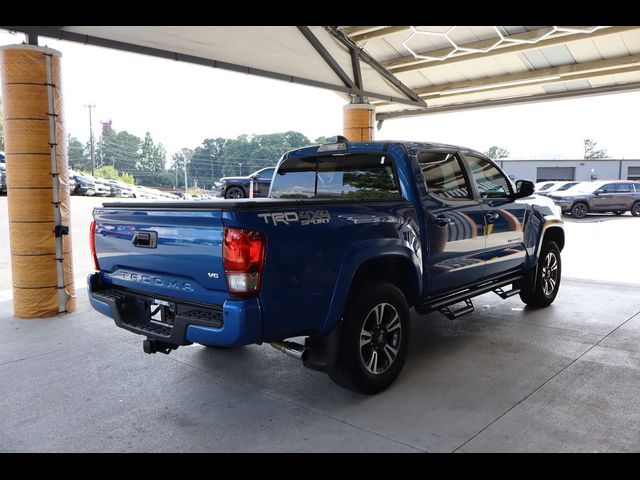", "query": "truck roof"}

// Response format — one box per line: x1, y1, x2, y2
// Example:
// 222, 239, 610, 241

289, 140, 487, 158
